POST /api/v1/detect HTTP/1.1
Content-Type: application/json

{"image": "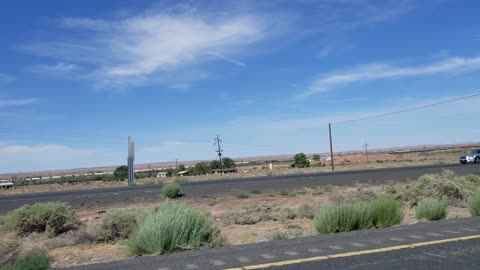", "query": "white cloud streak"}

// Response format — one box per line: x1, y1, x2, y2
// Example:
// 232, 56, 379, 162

300, 56, 480, 97
23, 12, 268, 88
27, 62, 77, 75
0, 98, 39, 107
